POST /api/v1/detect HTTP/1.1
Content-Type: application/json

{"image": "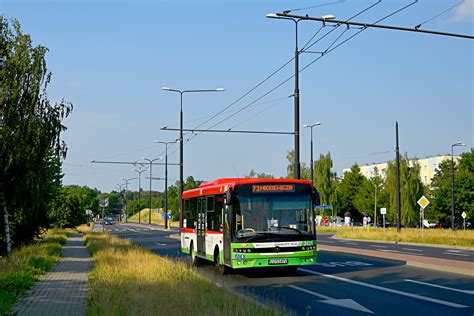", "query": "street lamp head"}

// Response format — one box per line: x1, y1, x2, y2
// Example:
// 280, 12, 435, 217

452, 141, 466, 147
321, 15, 336, 20
216, 88, 225, 92
162, 86, 171, 91
303, 124, 309, 128
266, 13, 279, 19
315, 121, 321, 126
